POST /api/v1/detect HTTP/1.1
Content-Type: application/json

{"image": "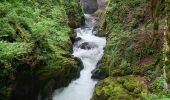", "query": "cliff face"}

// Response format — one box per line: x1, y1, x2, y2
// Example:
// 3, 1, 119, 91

0, 0, 84, 100
92, 0, 169, 99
